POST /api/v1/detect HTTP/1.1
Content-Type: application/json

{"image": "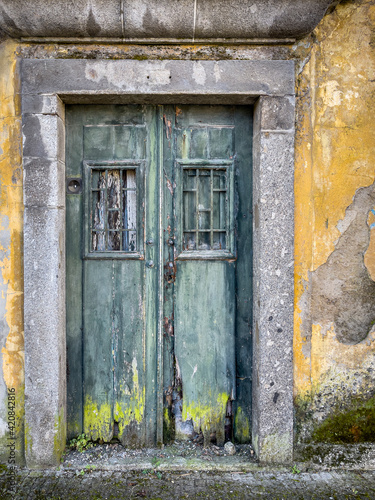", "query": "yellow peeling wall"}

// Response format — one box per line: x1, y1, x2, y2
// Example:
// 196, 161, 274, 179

0, 39, 24, 461
294, 0, 375, 440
